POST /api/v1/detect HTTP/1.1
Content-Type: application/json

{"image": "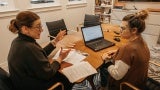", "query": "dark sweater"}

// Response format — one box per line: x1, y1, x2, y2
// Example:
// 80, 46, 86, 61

8, 33, 60, 90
